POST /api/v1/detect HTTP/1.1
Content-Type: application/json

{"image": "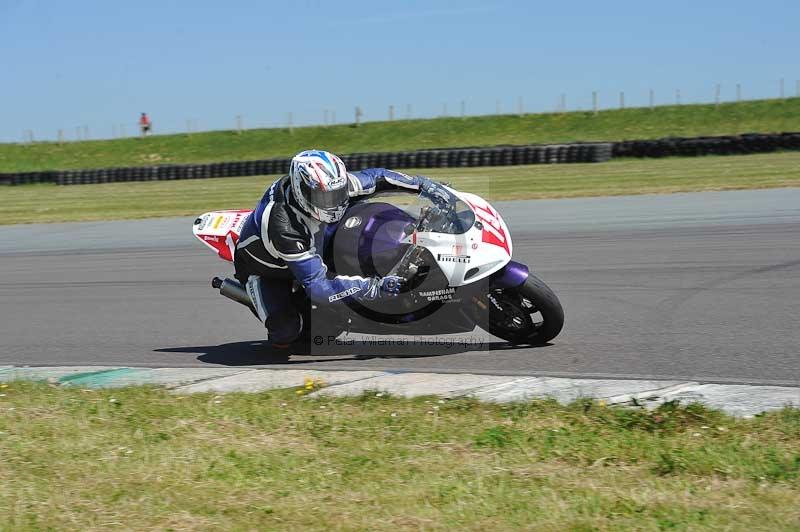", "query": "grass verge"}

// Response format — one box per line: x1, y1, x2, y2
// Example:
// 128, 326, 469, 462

2, 98, 800, 172
0, 381, 798, 530
2, 152, 800, 225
